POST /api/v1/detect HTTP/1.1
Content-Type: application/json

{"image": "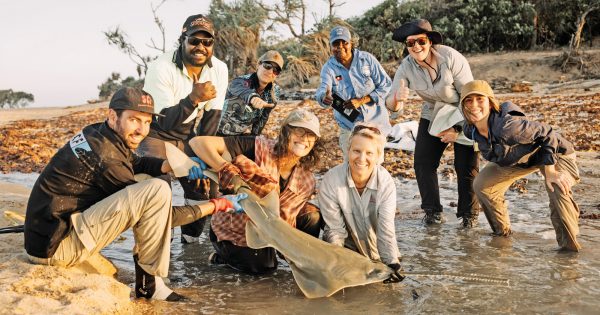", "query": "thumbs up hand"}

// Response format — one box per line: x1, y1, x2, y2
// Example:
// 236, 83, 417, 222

395, 79, 409, 102
189, 73, 217, 106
